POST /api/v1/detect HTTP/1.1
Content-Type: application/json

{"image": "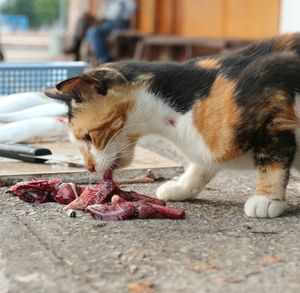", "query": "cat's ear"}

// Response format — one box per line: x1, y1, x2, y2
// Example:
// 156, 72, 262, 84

44, 76, 82, 104
44, 69, 128, 103
87, 69, 129, 95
